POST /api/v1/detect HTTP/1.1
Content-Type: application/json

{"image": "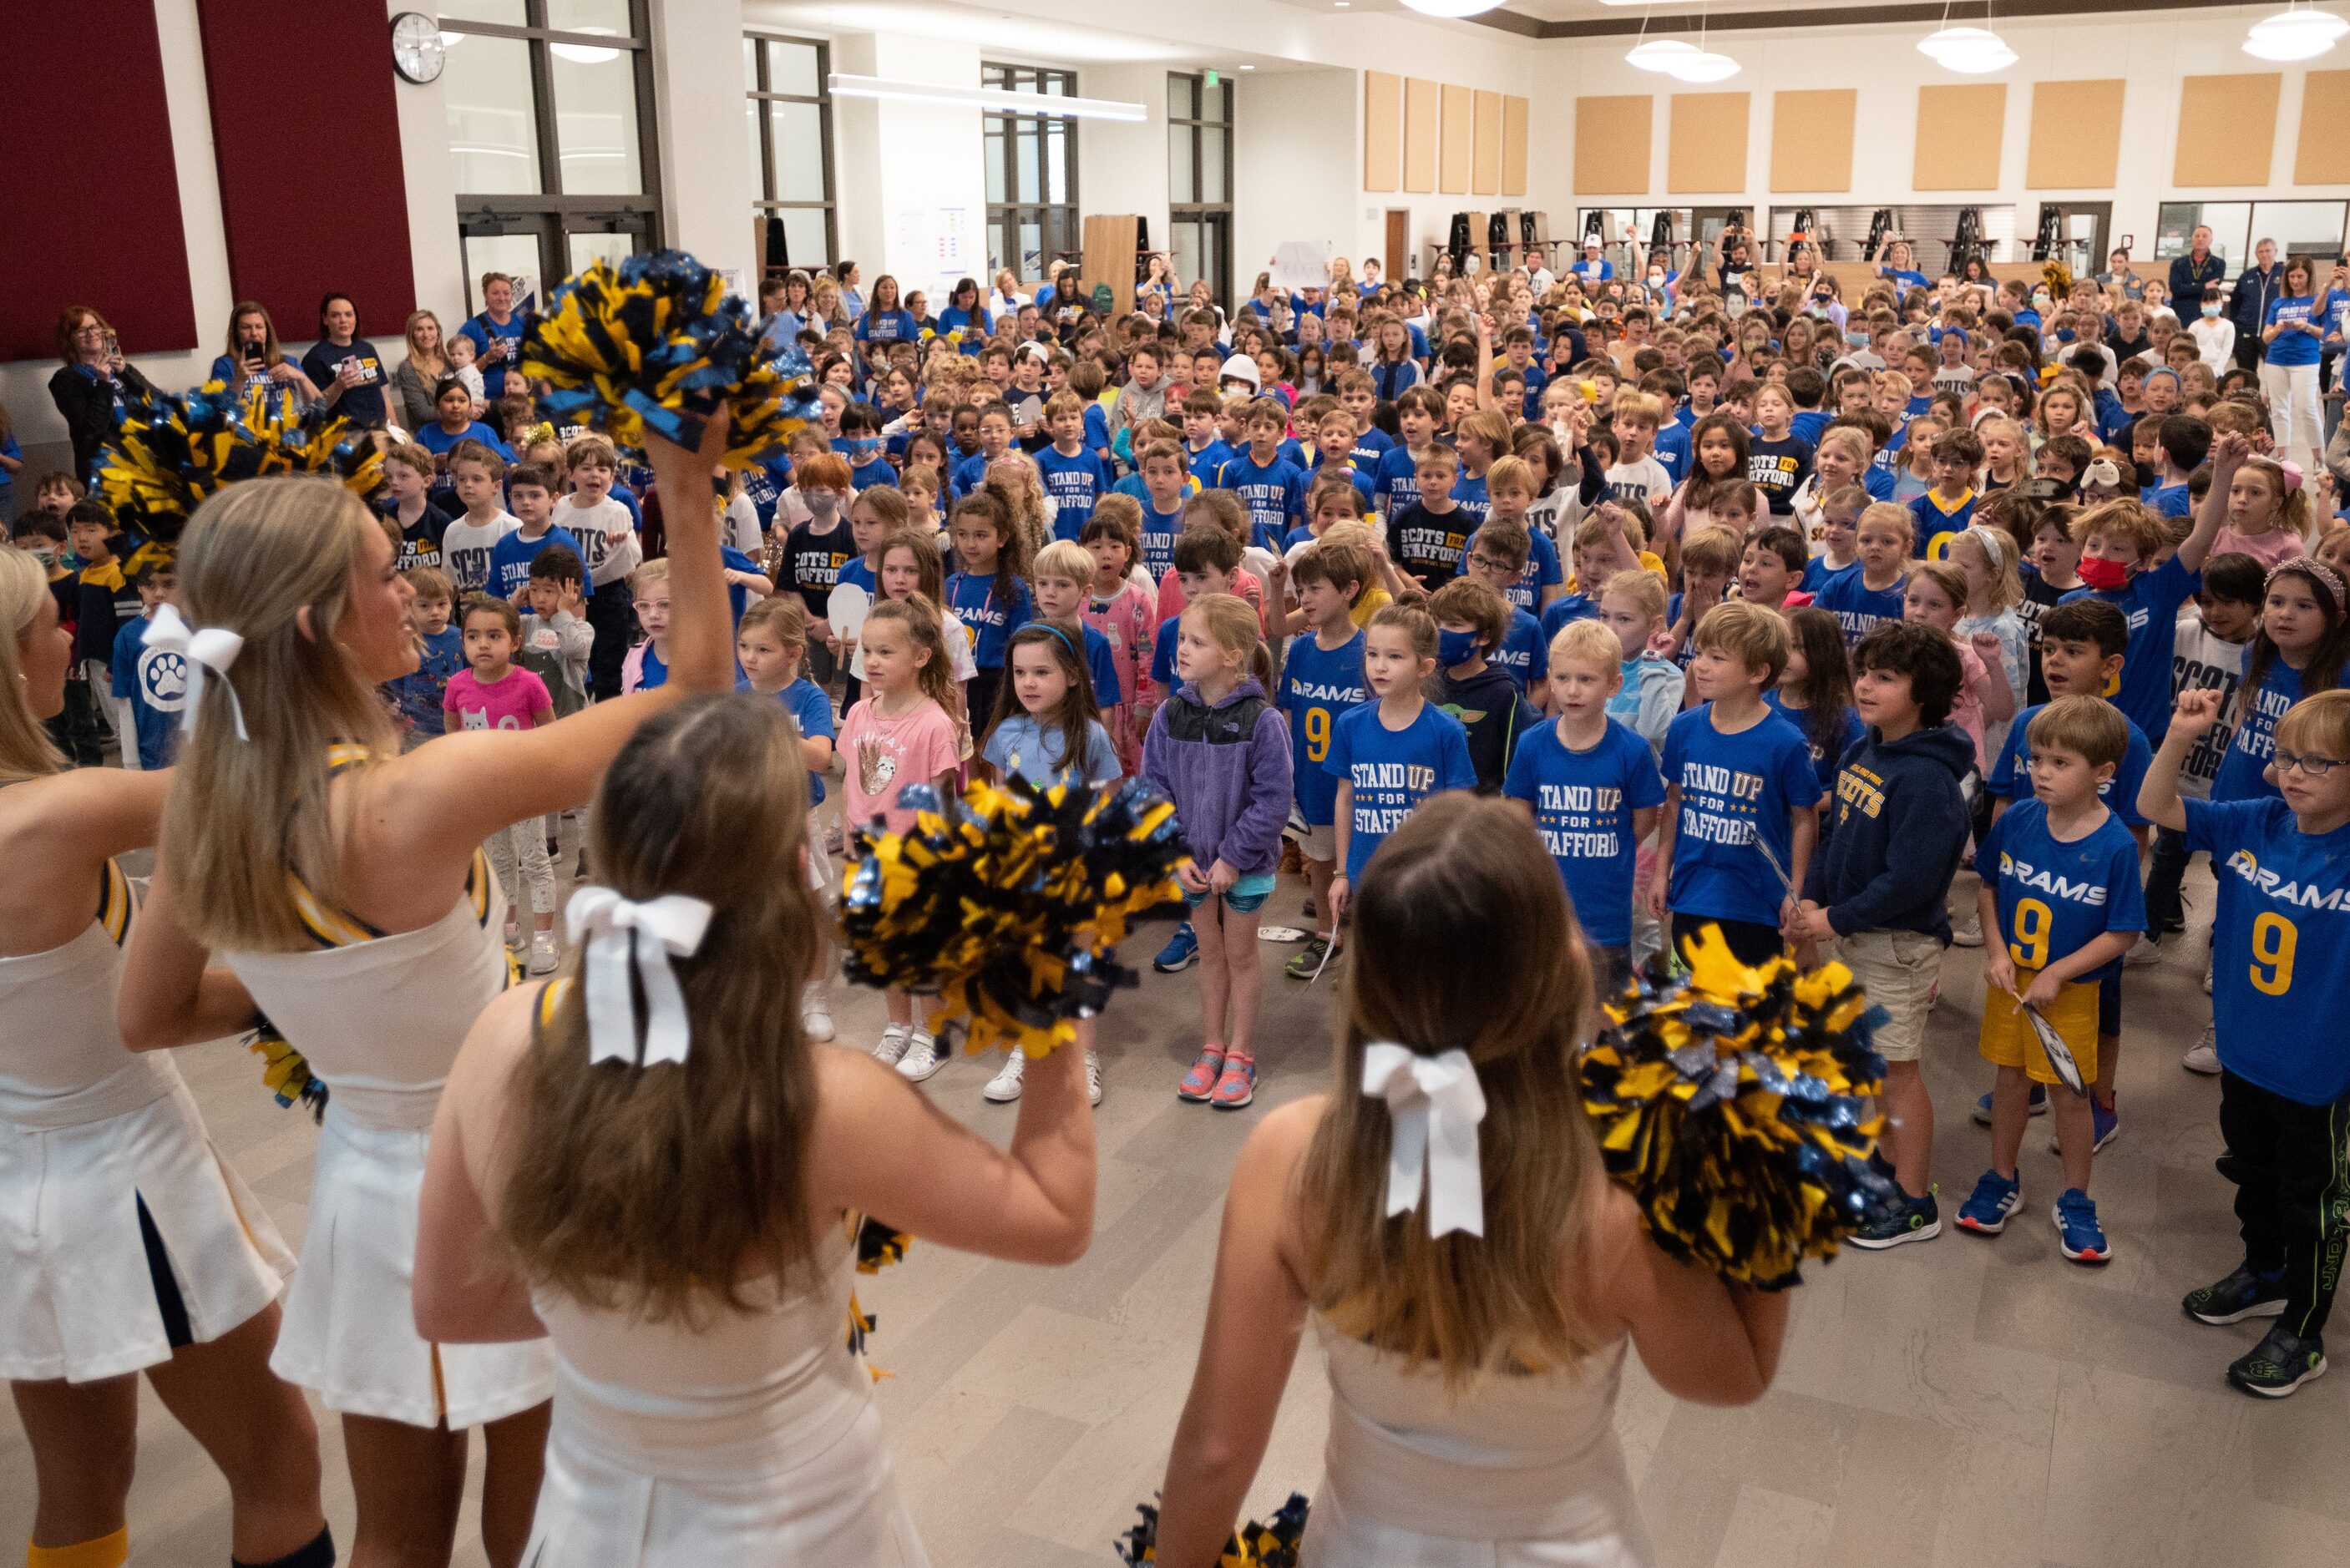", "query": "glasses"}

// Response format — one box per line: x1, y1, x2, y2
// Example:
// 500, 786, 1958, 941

2273, 750, 2347, 780
1466, 554, 1511, 572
